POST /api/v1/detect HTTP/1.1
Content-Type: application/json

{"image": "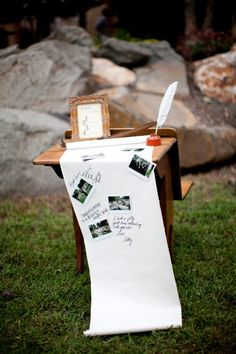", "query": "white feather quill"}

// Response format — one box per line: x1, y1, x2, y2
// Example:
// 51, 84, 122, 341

155, 81, 178, 135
